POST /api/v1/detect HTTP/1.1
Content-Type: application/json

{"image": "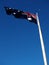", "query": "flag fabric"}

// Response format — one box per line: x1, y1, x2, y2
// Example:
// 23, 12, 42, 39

4, 7, 37, 24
